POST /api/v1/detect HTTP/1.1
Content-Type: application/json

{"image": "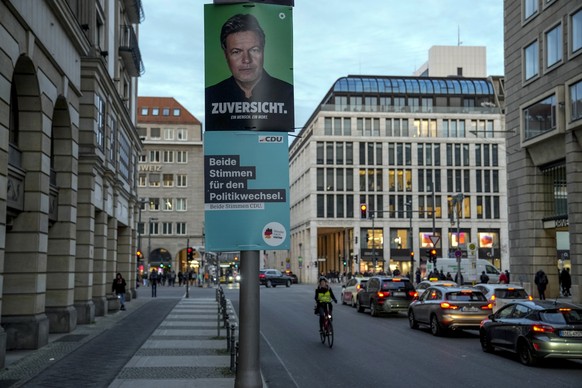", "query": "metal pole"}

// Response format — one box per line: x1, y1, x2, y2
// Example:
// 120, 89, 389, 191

235, 250, 262, 388
407, 202, 413, 279
371, 213, 376, 273
455, 193, 463, 284
186, 237, 190, 298
431, 182, 436, 236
